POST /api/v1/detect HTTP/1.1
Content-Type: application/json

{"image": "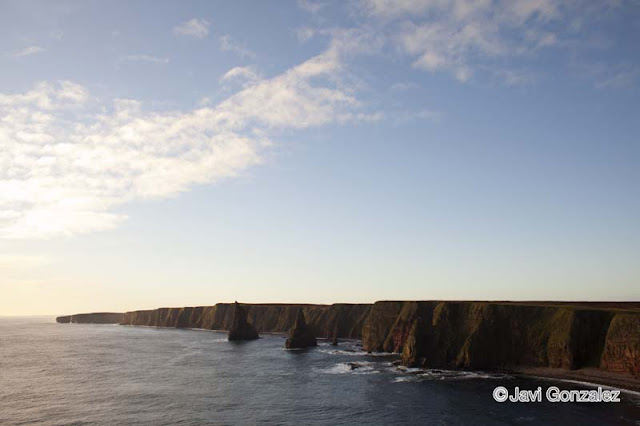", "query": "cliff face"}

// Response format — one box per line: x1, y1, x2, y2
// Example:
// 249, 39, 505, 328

62, 301, 640, 378
600, 314, 640, 377
56, 312, 124, 324
120, 303, 371, 339
361, 301, 639, 377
